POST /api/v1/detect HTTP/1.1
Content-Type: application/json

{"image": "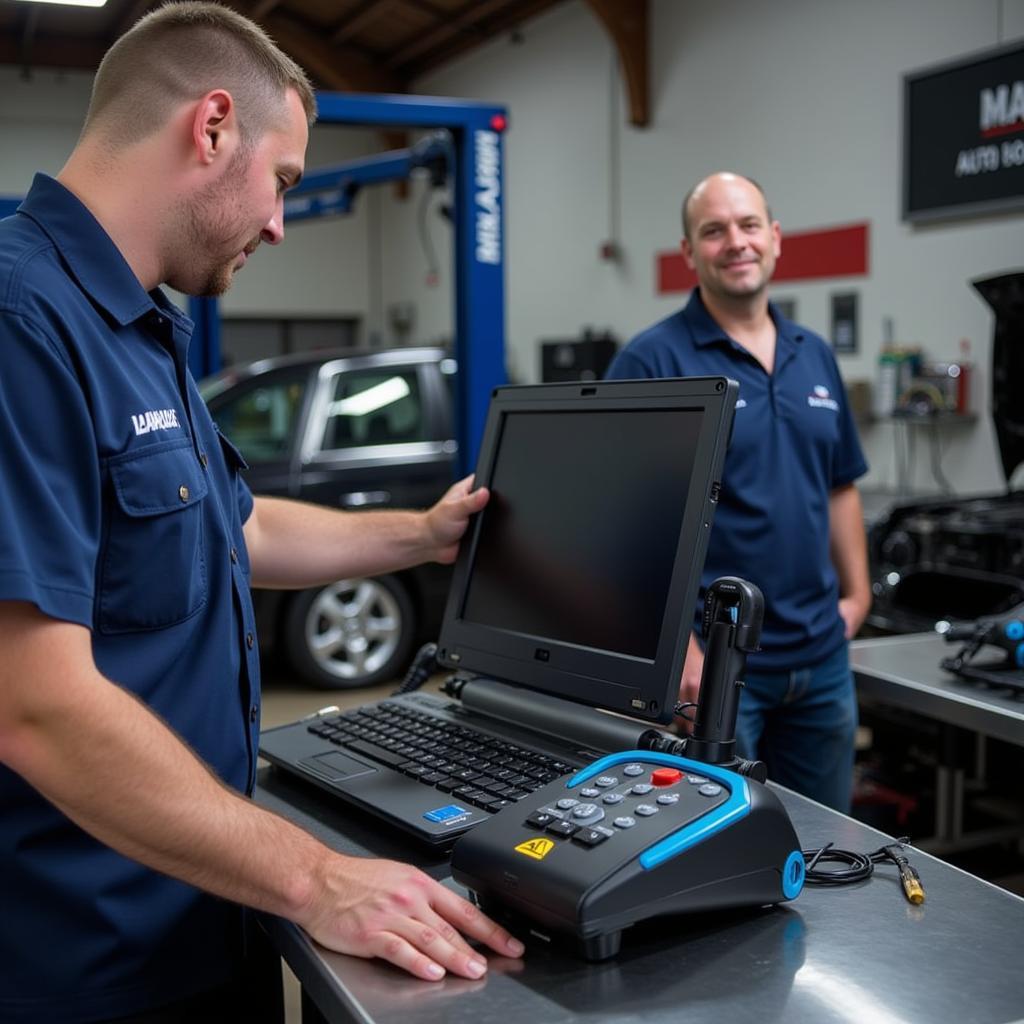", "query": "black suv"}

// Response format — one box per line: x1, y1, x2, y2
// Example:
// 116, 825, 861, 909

200, 347, 458, 689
